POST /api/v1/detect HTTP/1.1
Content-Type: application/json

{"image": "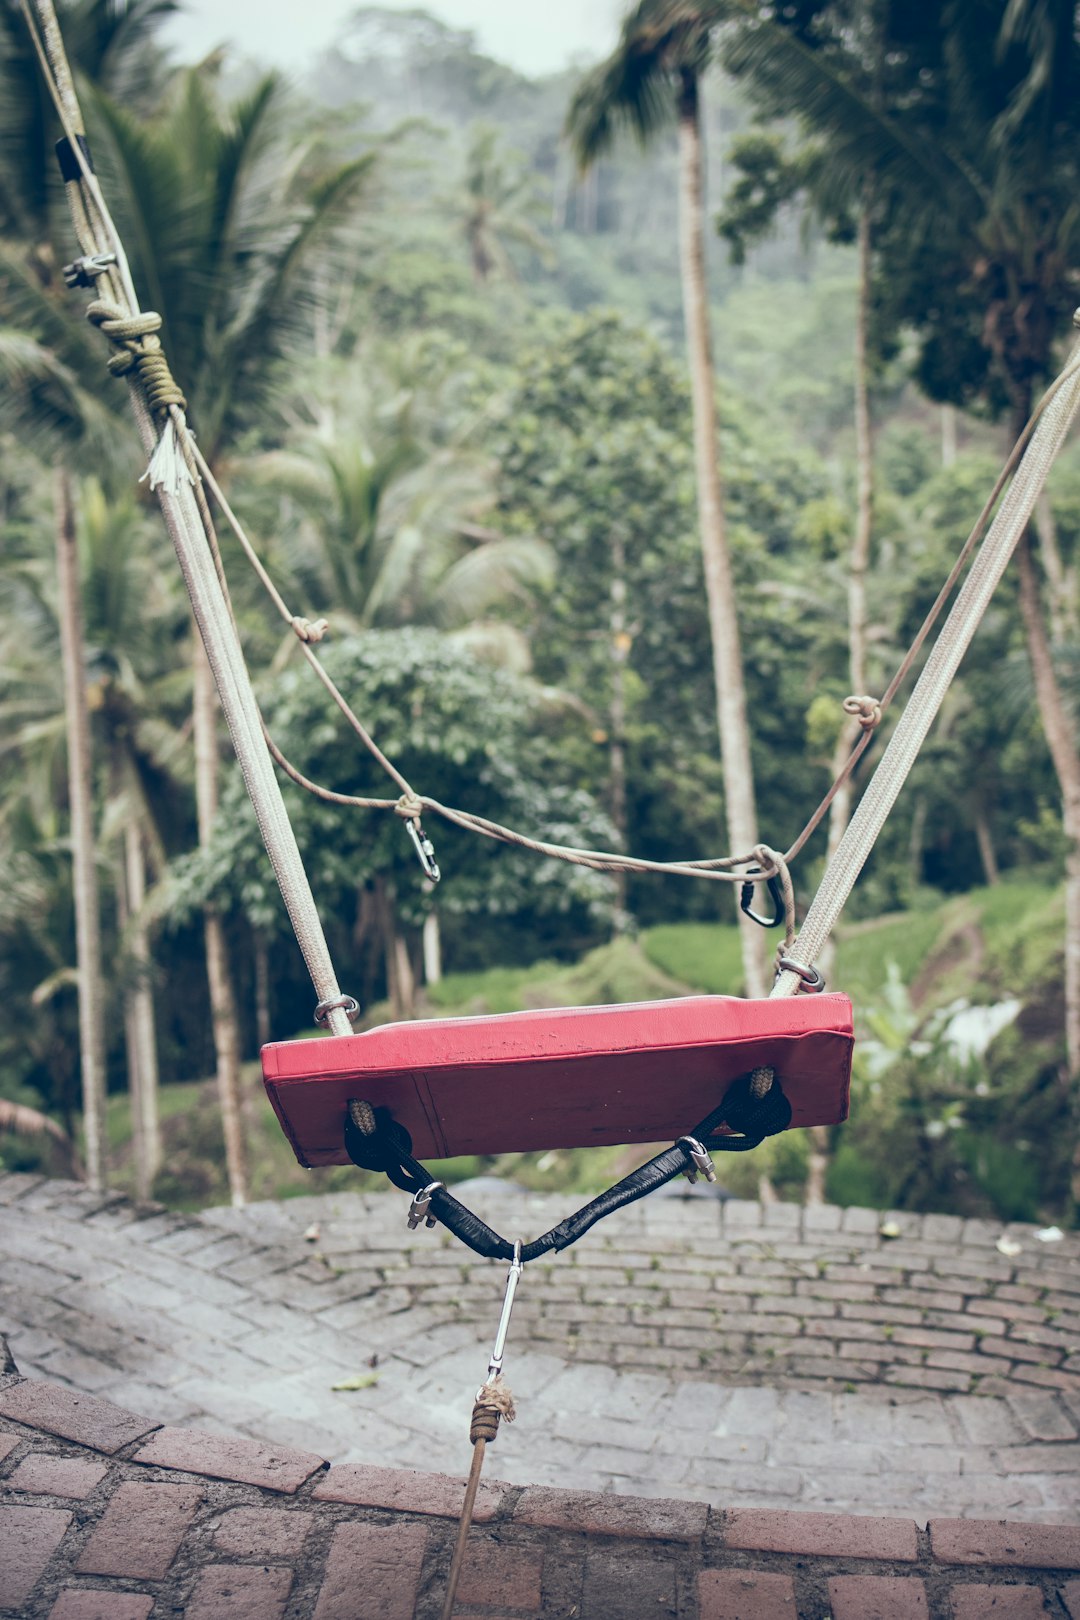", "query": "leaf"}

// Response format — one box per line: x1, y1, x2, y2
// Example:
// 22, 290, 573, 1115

331, 1372, 380, 1392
